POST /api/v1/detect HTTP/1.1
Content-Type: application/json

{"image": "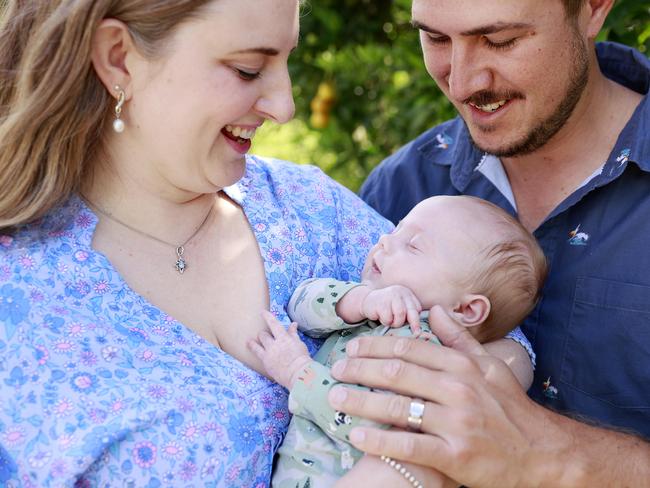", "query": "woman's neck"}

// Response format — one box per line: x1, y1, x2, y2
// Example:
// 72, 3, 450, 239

81, 161, 219, 247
